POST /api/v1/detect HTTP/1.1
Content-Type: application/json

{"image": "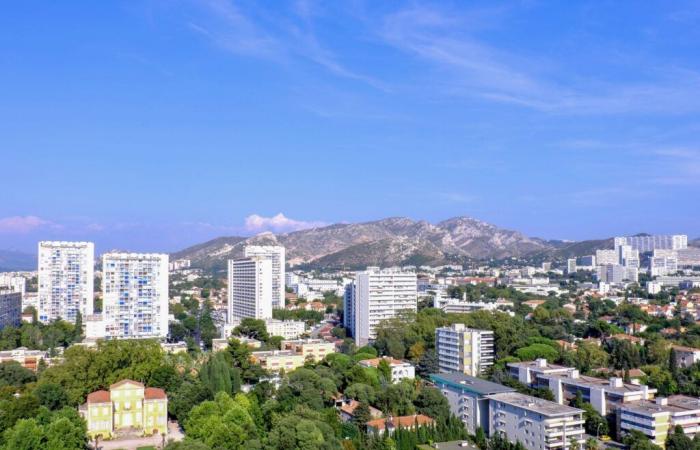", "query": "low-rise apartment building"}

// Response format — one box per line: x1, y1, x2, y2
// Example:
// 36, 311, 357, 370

250, 349, 305, 372
508, 359, 656, 415
429, 373, 516, 435
281, 339, 335, 362
265, 319, 307, 339
358, 356, 415, 383
0, 347, 48, 371
619, 396, 700, 448
487, 392, 586, 450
